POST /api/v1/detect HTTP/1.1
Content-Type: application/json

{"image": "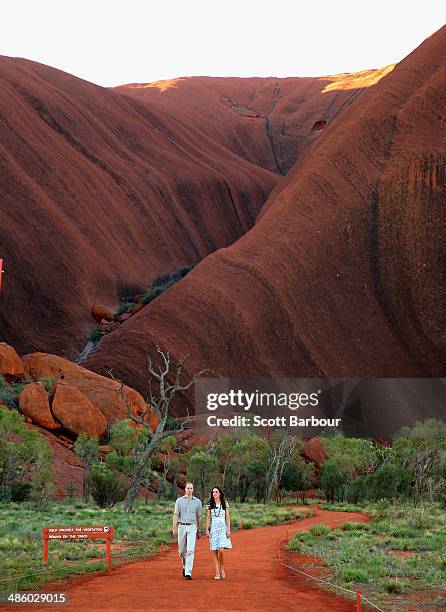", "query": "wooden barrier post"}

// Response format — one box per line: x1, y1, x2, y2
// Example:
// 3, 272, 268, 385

42, 528, 48, 563
106, 529, 114, 574
356, 590, 362, 612
239, 521, 243, 530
